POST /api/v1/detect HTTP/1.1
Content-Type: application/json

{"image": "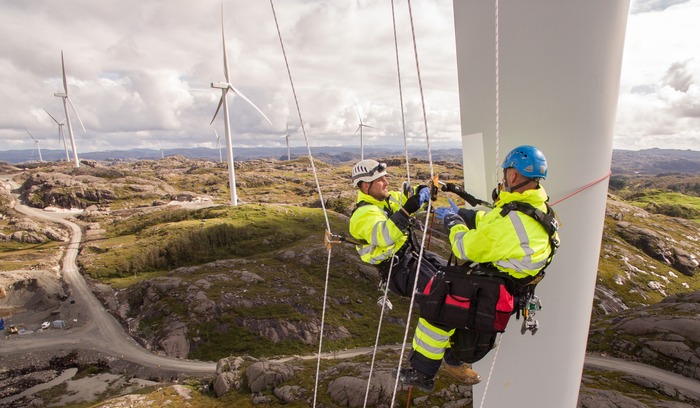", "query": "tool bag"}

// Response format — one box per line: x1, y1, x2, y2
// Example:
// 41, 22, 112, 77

417, 262, 515, 333
376, 244, 442, 298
